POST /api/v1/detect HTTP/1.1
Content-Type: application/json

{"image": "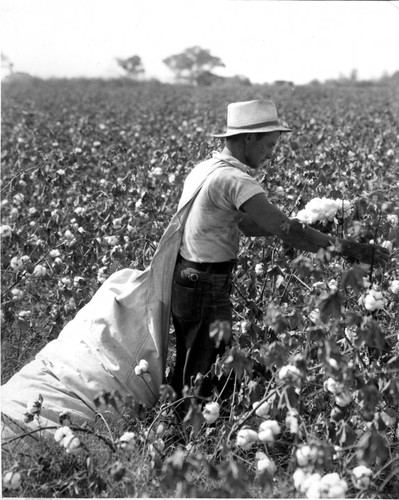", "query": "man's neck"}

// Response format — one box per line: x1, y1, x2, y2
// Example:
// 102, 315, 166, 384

221, 145, 248, 166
